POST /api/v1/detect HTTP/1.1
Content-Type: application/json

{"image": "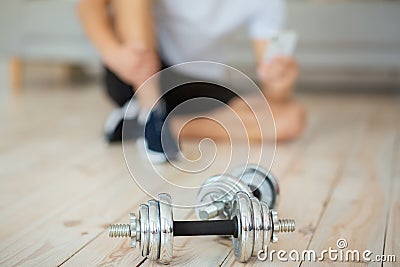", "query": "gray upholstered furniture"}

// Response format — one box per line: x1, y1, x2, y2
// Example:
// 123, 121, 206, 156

2, 0, 399, 89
